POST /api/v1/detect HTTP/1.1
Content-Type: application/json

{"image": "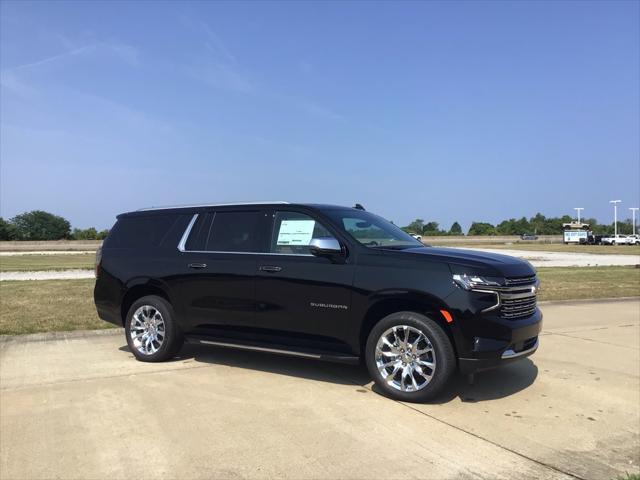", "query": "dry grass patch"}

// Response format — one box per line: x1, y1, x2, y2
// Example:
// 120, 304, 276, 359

537, 266, 640, 301
0, 279, 116, 335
